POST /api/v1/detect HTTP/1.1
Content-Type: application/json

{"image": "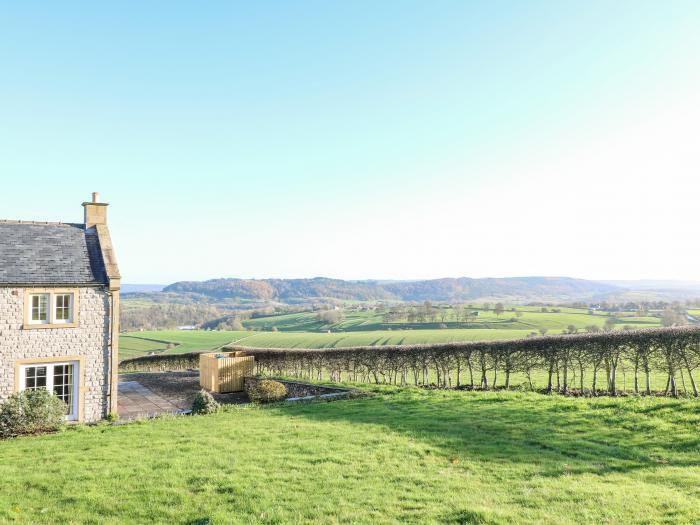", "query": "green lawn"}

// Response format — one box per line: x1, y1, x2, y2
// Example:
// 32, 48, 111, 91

2, 388, 700, 523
